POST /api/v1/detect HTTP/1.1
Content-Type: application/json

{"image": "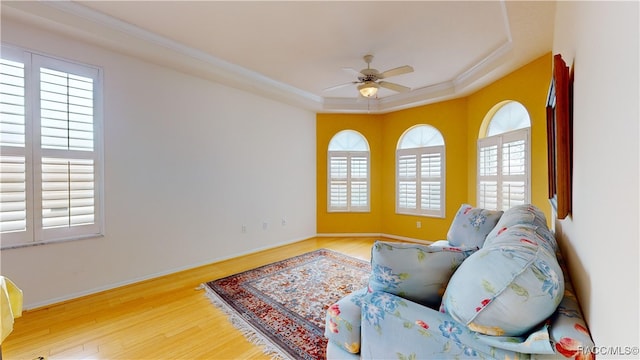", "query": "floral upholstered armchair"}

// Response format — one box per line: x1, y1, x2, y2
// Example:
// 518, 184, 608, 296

325, 204, 595, 359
